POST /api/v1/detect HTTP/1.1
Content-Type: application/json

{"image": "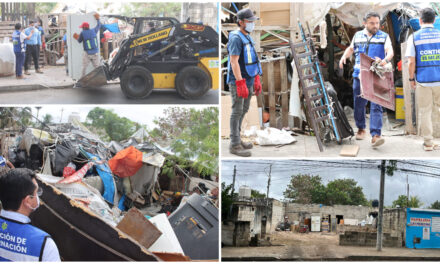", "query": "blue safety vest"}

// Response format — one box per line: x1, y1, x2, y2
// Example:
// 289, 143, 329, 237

352, 30, 388, 77
414, 27, 440, 83
12, 30, 25, 53
0, 216, 50, 261
227, 30, 262, 83
0, 156, 6, 167
81, 29, 98, 52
